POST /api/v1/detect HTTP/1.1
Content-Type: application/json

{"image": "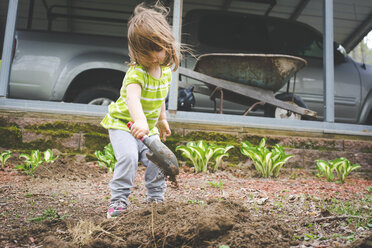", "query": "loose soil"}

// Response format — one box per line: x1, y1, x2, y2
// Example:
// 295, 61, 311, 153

0, 153, 371, 248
